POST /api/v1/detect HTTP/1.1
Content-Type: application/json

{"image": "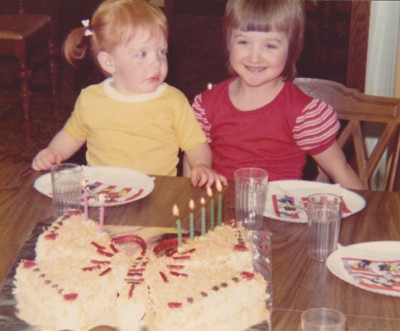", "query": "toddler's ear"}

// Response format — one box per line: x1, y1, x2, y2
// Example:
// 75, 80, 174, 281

97, 51, 115, 75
